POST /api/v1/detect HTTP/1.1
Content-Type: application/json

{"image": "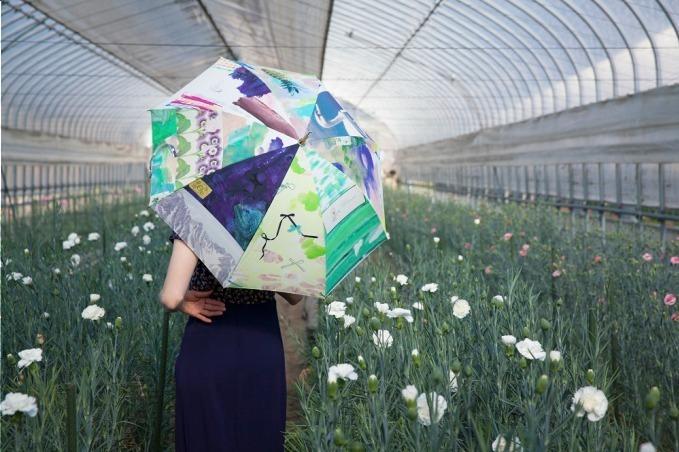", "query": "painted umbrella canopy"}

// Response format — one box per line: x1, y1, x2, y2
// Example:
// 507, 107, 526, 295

148, 57, 387, 297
